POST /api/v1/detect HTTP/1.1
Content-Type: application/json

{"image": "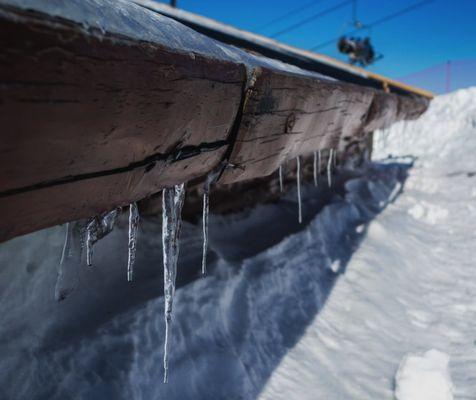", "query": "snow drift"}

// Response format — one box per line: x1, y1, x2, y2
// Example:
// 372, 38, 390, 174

260, 88, 476, 399
0, 88, 475, 400
395, 349, 454, 400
